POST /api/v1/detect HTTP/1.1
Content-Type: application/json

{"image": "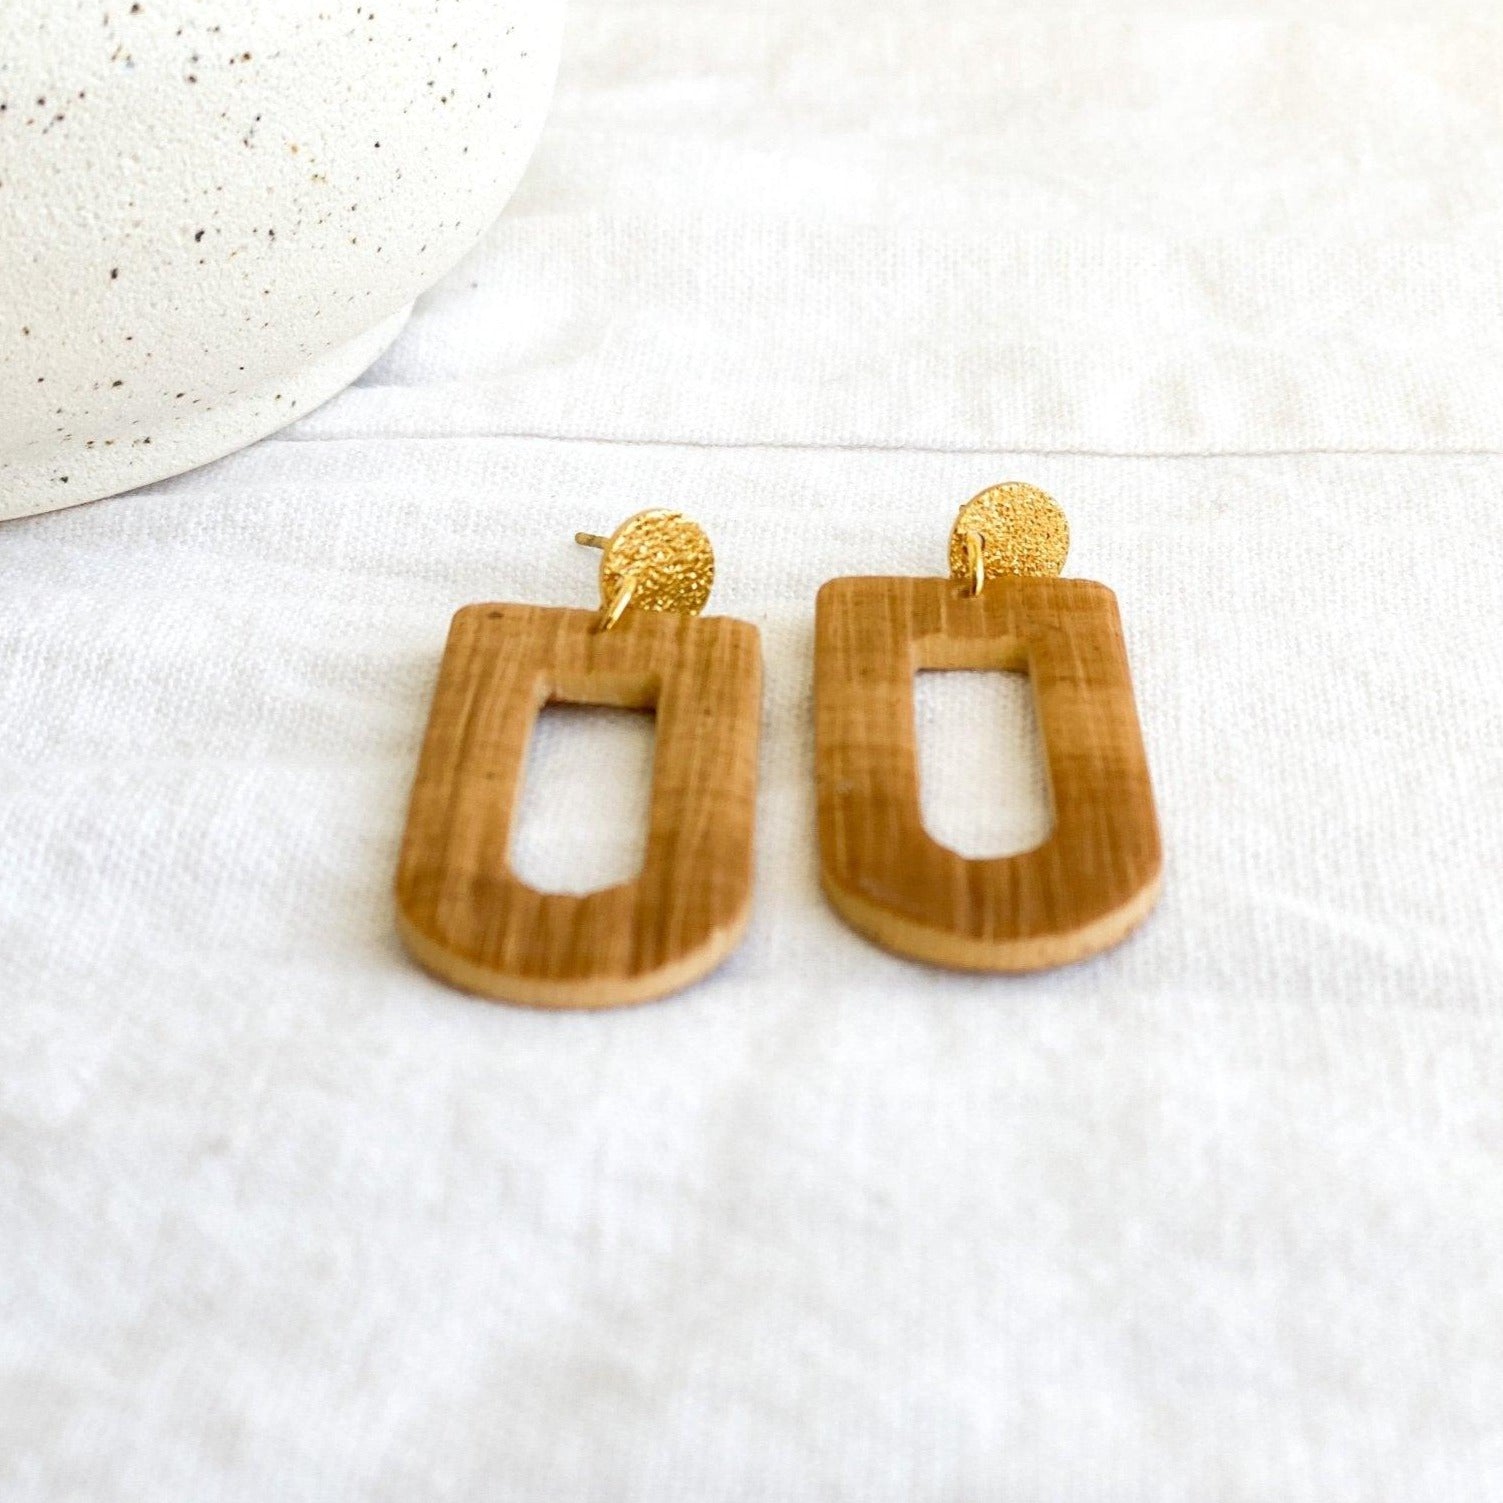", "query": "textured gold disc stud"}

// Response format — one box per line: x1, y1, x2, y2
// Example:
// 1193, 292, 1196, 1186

576, 508, 716, 629
947, 482, 1069, 588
